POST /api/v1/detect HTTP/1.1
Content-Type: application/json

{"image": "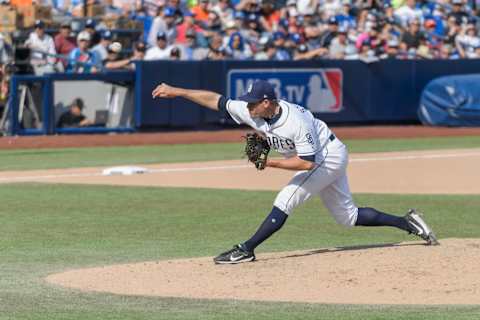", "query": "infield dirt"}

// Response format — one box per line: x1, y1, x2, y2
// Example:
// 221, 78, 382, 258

46, 238, 480, 305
